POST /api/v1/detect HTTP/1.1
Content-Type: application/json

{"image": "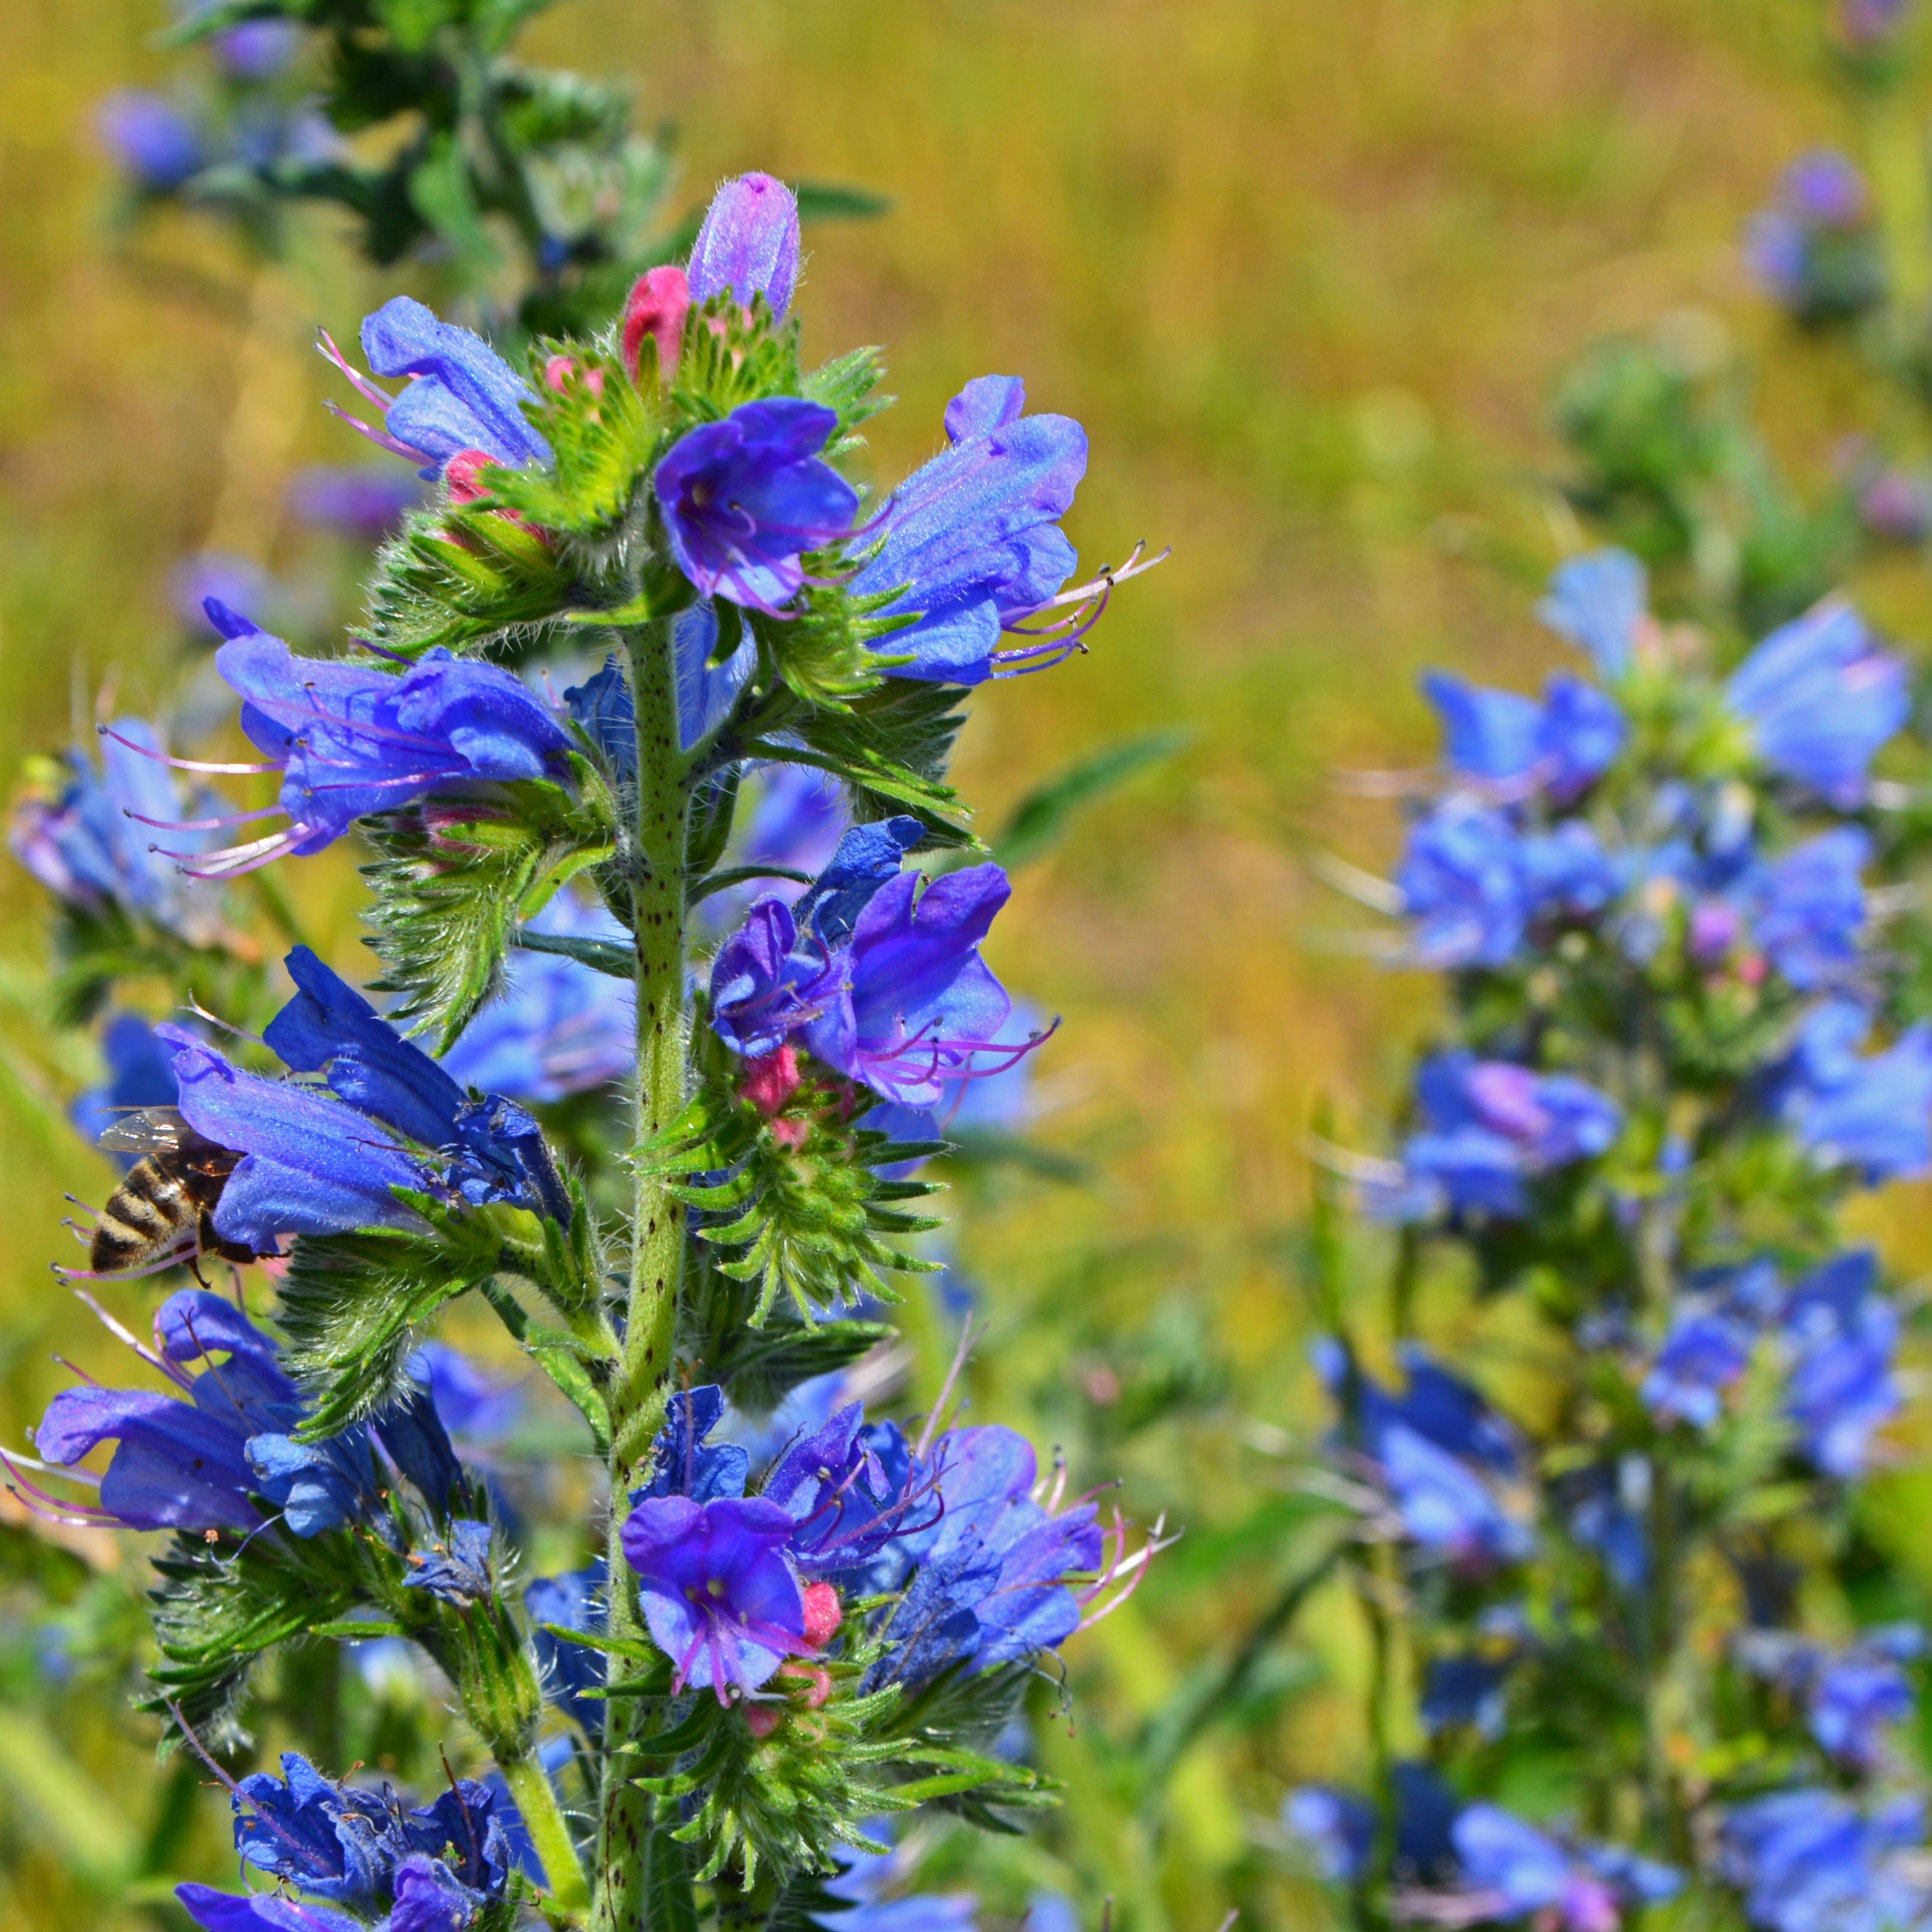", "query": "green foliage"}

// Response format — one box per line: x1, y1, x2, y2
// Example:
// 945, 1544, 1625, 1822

478, 345, 666, 537
664, 1067, 944, 1326
276, 1214, 508, 1437
363, 502, 580, 660
143, 1530, 362, 1750
744, 683, 977, 848
361, 767, 617, 1050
